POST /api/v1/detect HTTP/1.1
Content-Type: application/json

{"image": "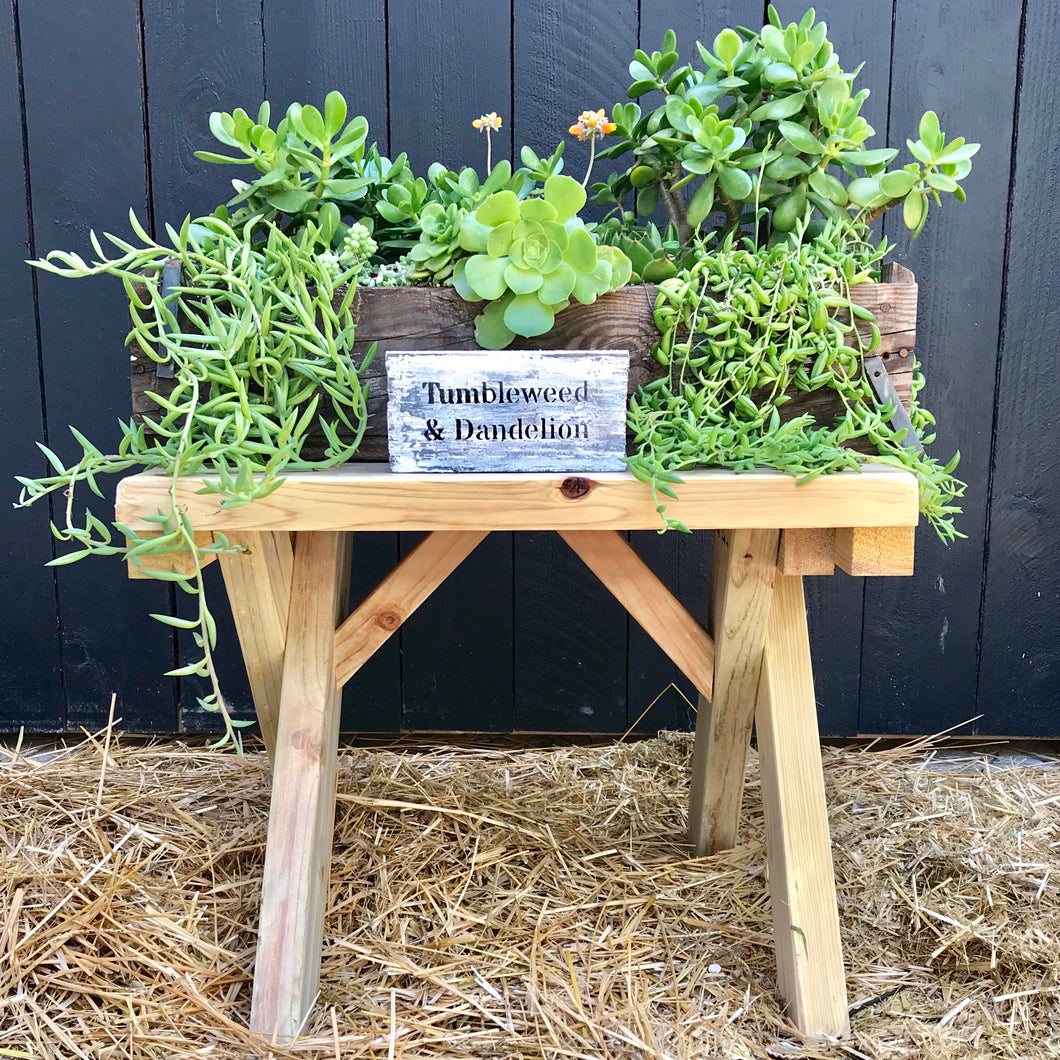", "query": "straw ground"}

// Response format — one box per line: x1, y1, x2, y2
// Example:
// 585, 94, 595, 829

1, 727, 1057, 1058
